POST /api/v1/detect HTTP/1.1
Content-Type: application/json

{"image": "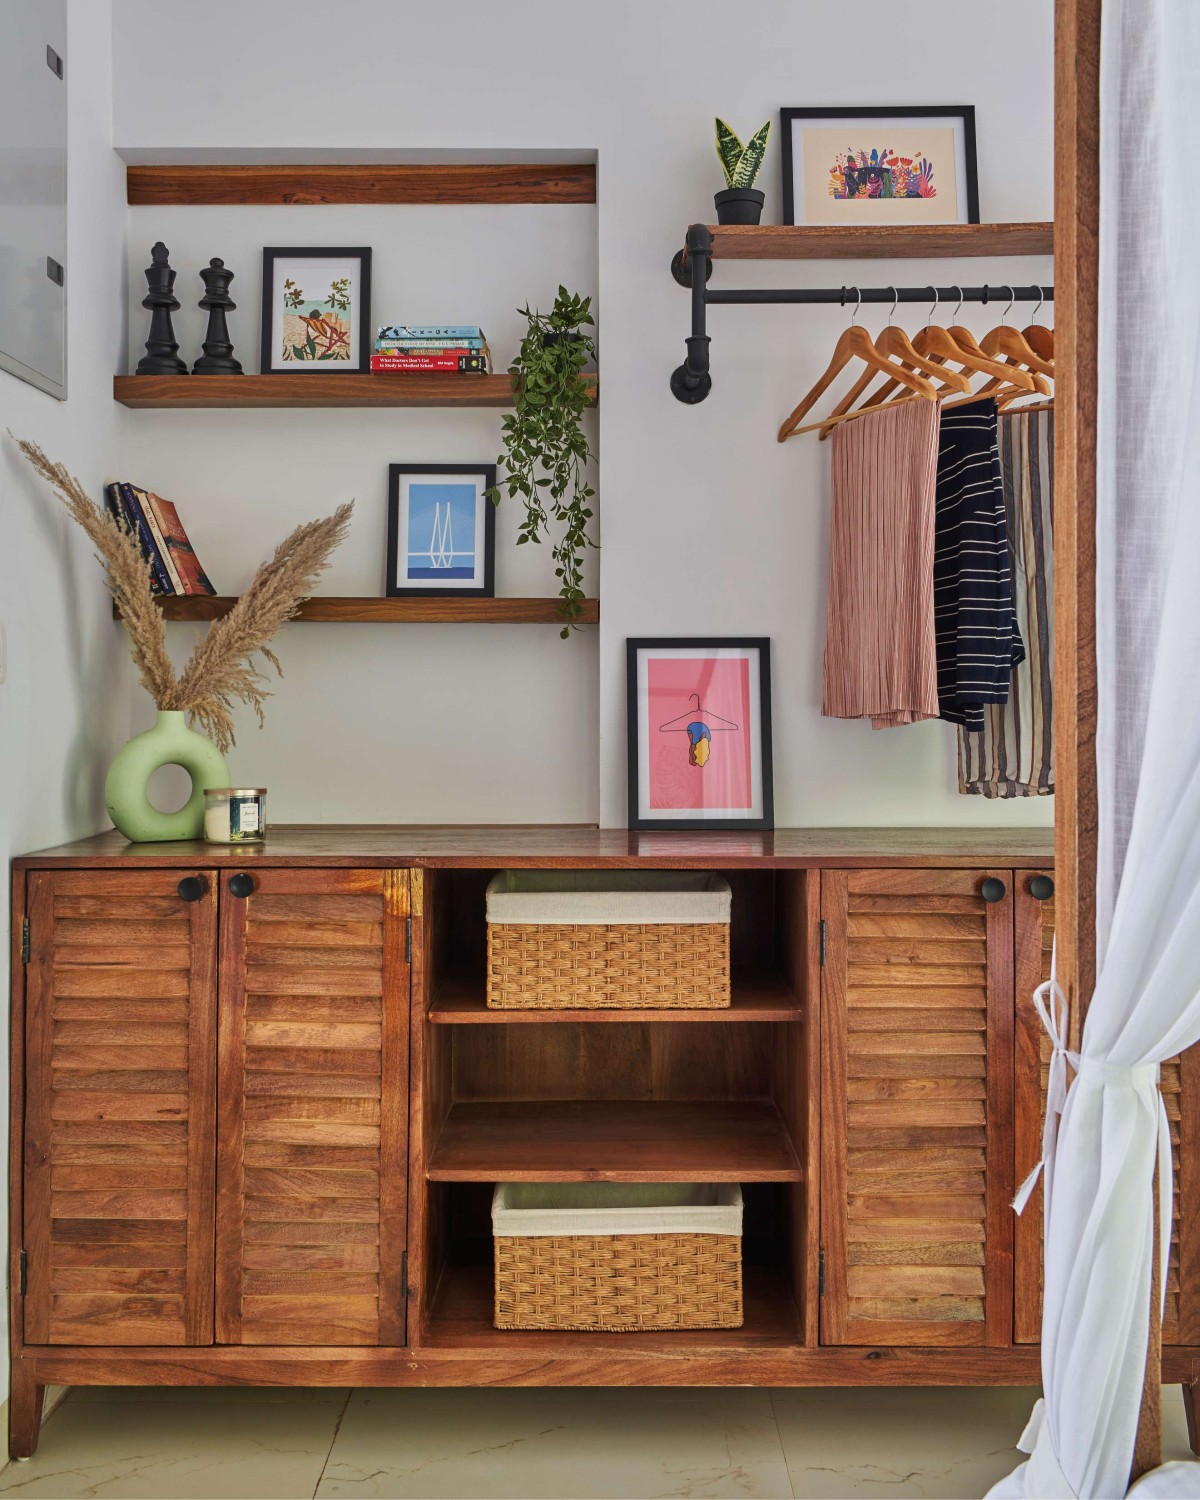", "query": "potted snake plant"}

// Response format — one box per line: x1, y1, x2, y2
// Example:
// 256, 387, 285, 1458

714, 117, 771, 224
